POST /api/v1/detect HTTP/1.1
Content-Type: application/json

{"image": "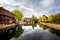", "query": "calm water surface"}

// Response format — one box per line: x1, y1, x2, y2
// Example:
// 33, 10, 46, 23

10, 25, 60, 40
